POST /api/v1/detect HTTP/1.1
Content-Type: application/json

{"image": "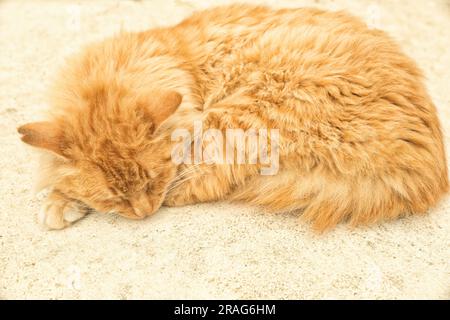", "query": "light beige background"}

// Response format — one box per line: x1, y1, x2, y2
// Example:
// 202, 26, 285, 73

0, 0, 449, 299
